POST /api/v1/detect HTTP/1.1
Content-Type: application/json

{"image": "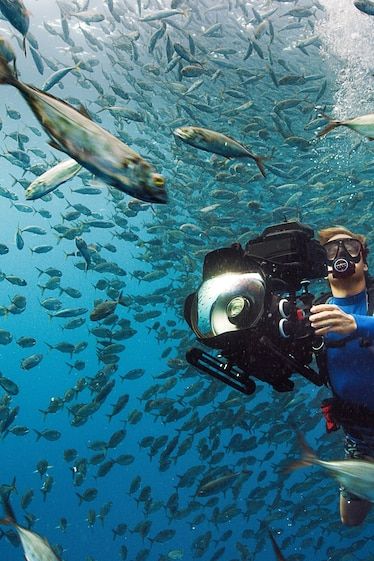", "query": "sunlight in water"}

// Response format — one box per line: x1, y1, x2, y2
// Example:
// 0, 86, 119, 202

317, 0, 374, 117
